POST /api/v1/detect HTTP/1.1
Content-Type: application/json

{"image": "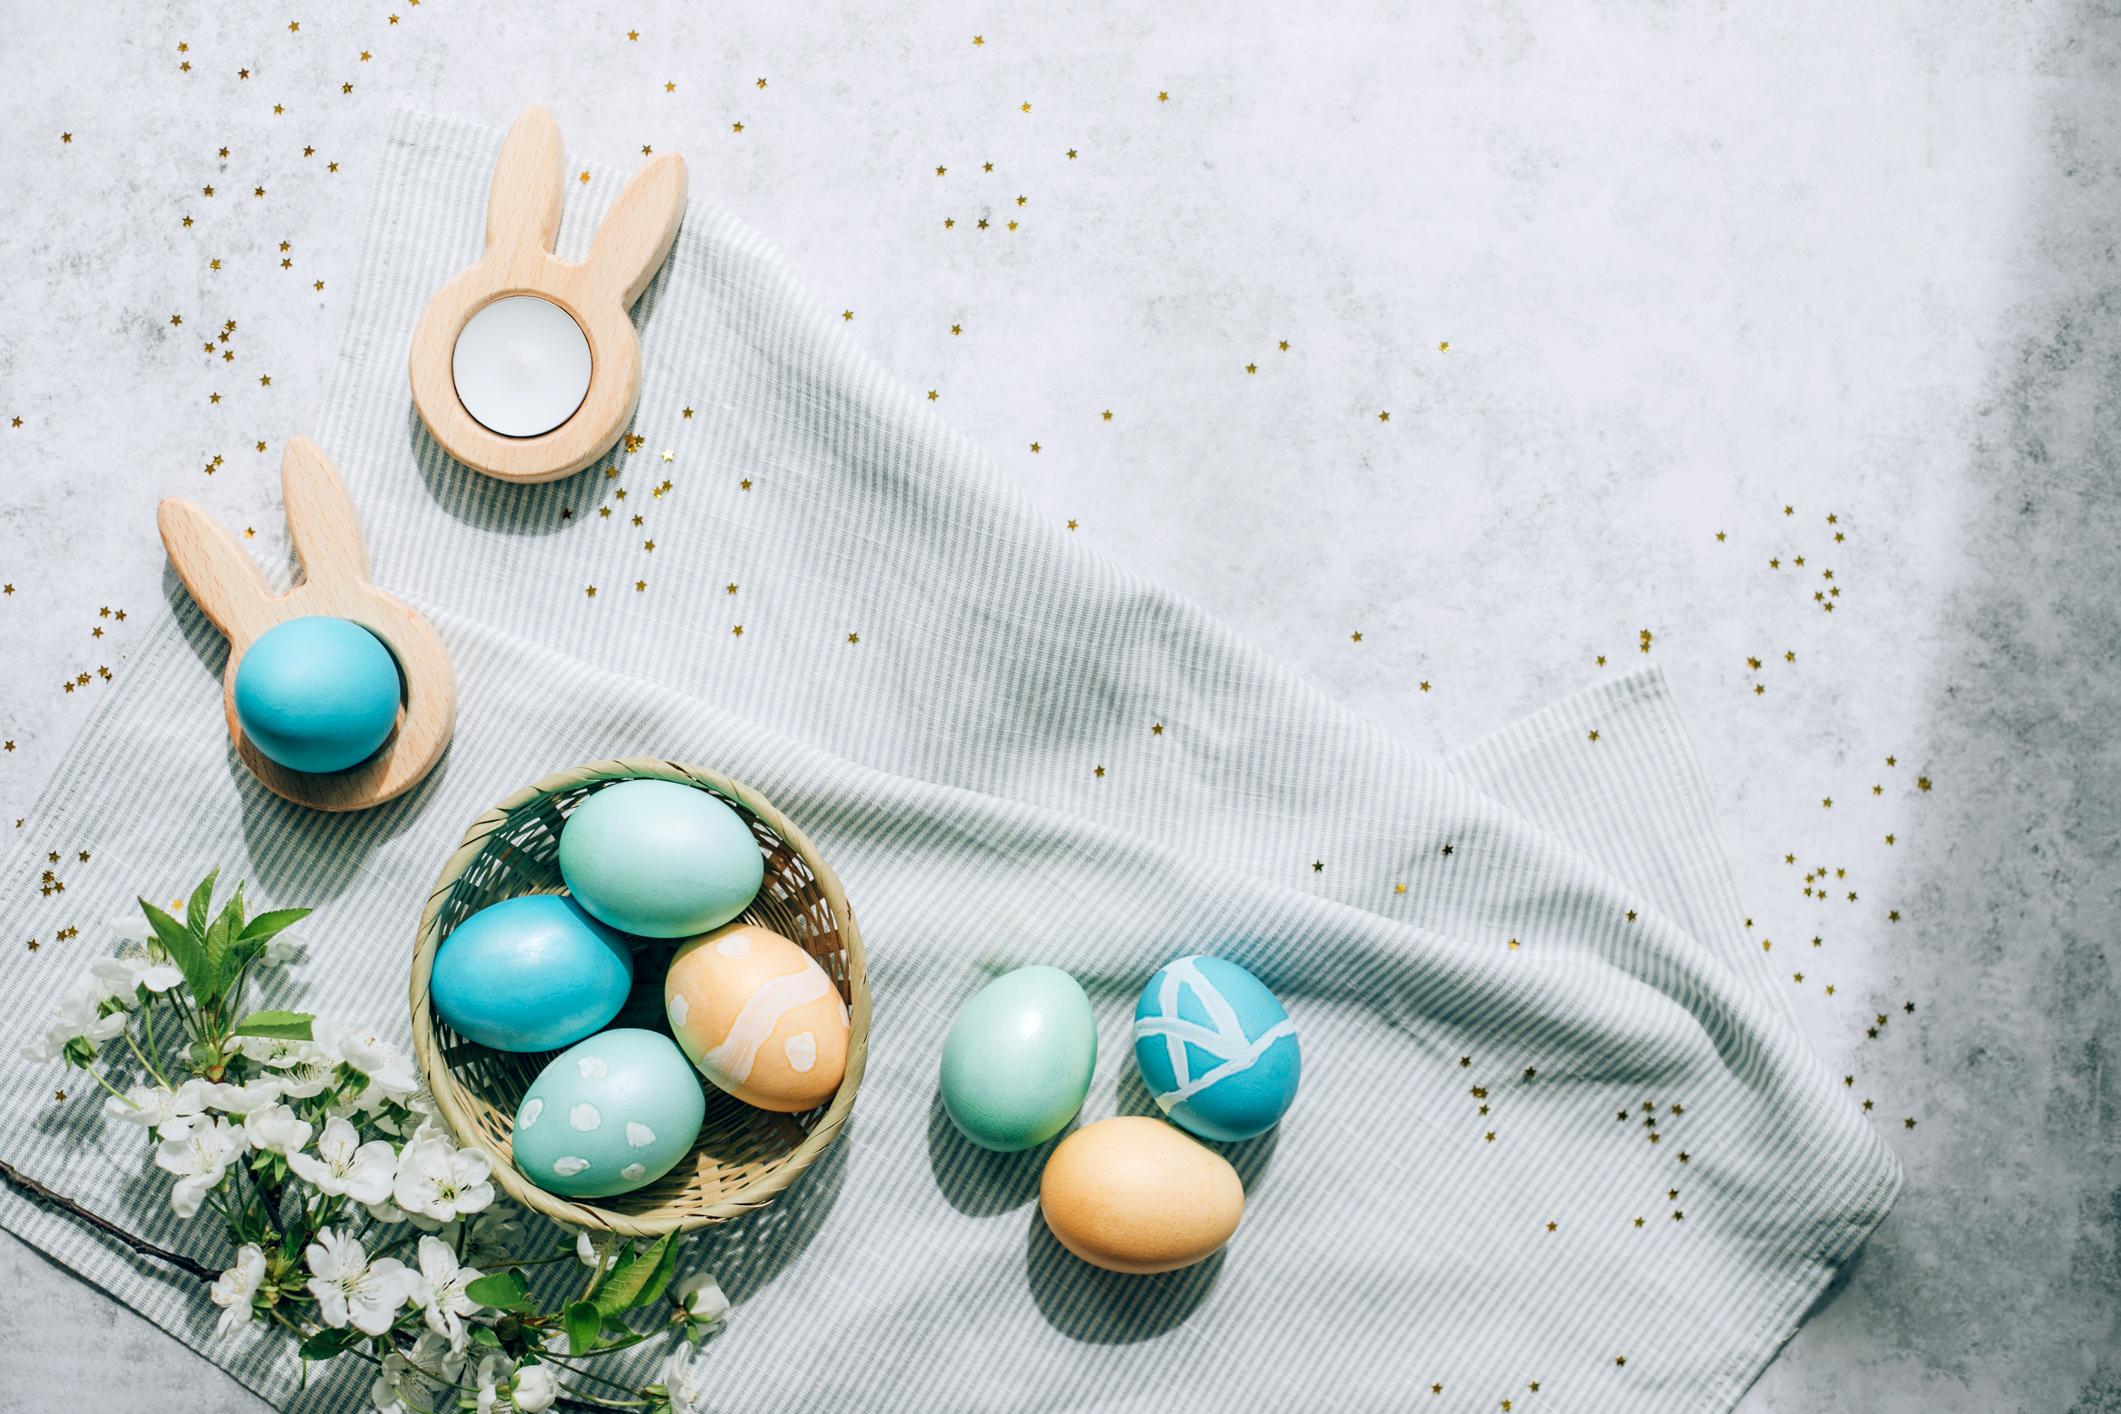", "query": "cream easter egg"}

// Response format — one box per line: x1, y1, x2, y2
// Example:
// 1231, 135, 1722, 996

664, 923, 849, 1113
1038, 1116, 1244, 1274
